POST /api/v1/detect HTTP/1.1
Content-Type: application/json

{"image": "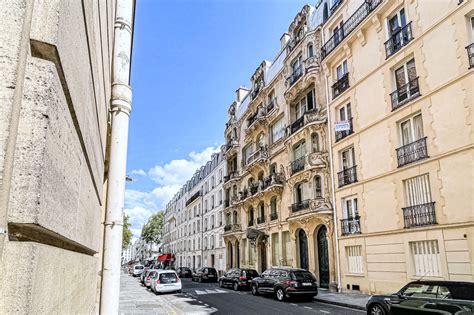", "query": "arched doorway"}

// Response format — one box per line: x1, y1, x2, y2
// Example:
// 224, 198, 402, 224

235, 240, 240, 268
317, 226, 329, 288
298, 229, 309, 270
228, 242, 233, 268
